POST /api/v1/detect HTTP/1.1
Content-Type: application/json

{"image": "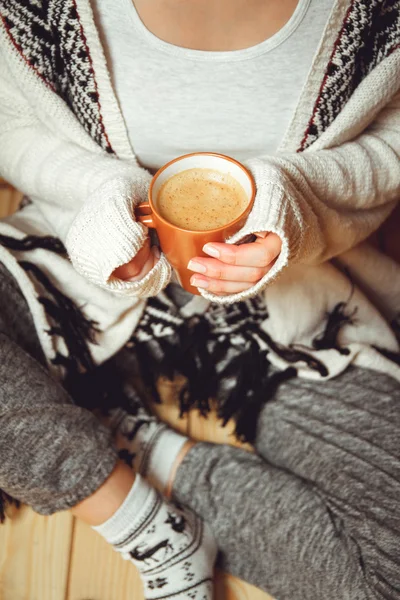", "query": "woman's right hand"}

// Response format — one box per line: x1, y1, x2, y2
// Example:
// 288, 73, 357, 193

112, 238, 160, 281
